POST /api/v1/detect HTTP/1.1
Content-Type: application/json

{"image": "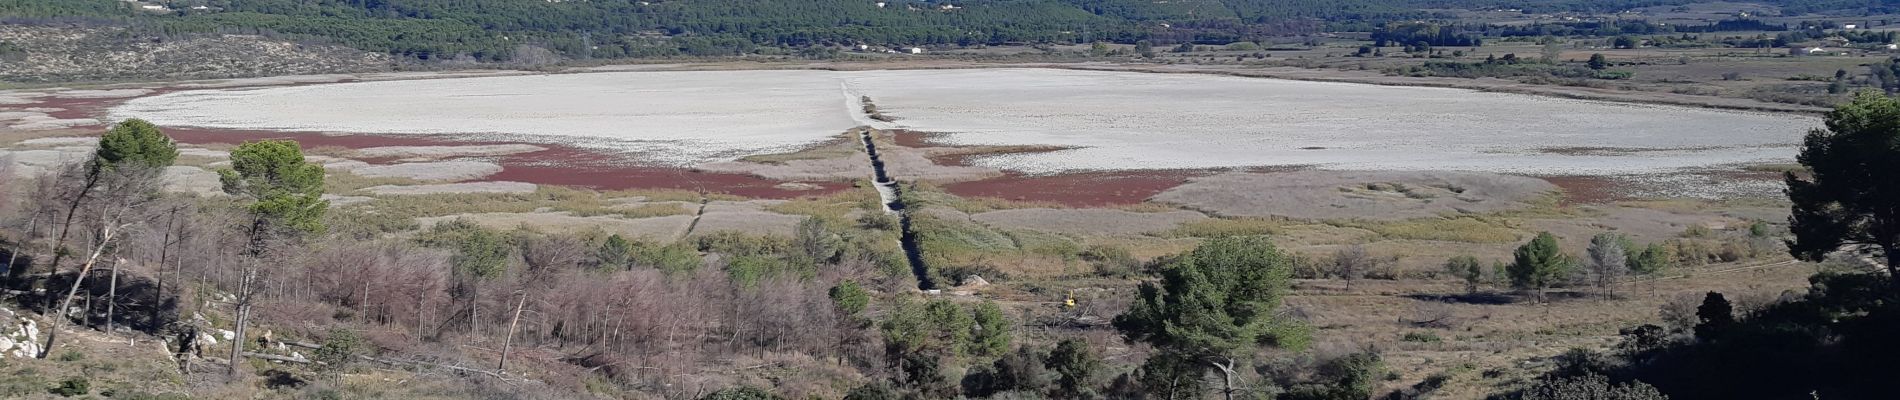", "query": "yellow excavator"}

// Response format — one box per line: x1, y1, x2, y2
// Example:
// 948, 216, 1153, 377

1063, 289, 1077, 309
